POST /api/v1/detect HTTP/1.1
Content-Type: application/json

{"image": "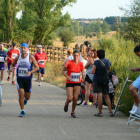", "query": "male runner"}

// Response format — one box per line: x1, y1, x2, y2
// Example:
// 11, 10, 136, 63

0, 44, 7, 84
7, 43, 20, 84
34, 45, 47, 86
10, 43, 39, 117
